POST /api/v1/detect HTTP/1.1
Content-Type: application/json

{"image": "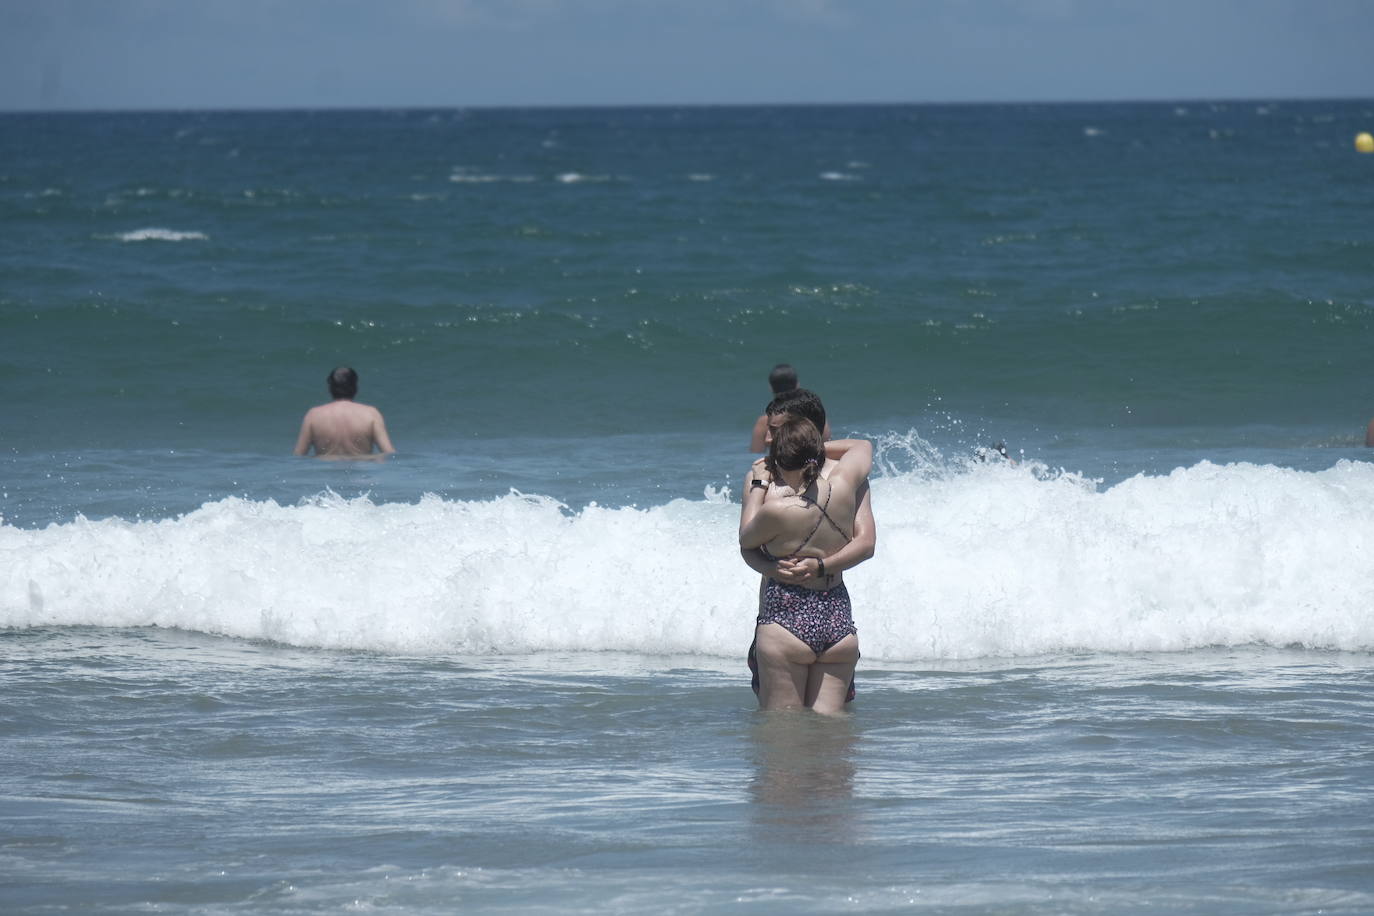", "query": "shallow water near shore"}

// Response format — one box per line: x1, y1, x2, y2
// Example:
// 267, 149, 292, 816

4, 627, 1373, 914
